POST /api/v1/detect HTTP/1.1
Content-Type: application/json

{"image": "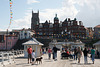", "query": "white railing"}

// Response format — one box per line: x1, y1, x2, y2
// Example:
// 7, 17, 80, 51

0, 50, 24, 66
